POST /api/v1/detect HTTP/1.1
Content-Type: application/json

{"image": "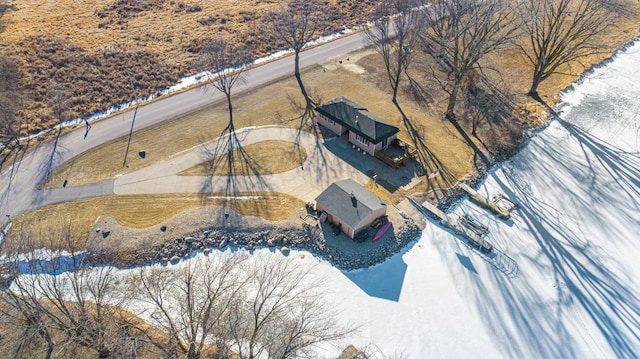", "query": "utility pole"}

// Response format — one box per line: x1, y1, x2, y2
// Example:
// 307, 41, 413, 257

123, 69, 139, 168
